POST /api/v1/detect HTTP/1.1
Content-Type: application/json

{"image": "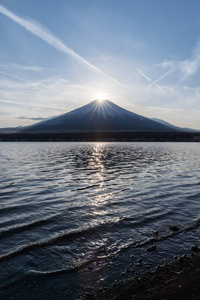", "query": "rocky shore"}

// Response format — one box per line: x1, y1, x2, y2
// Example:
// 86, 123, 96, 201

80, 253, 200, 300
